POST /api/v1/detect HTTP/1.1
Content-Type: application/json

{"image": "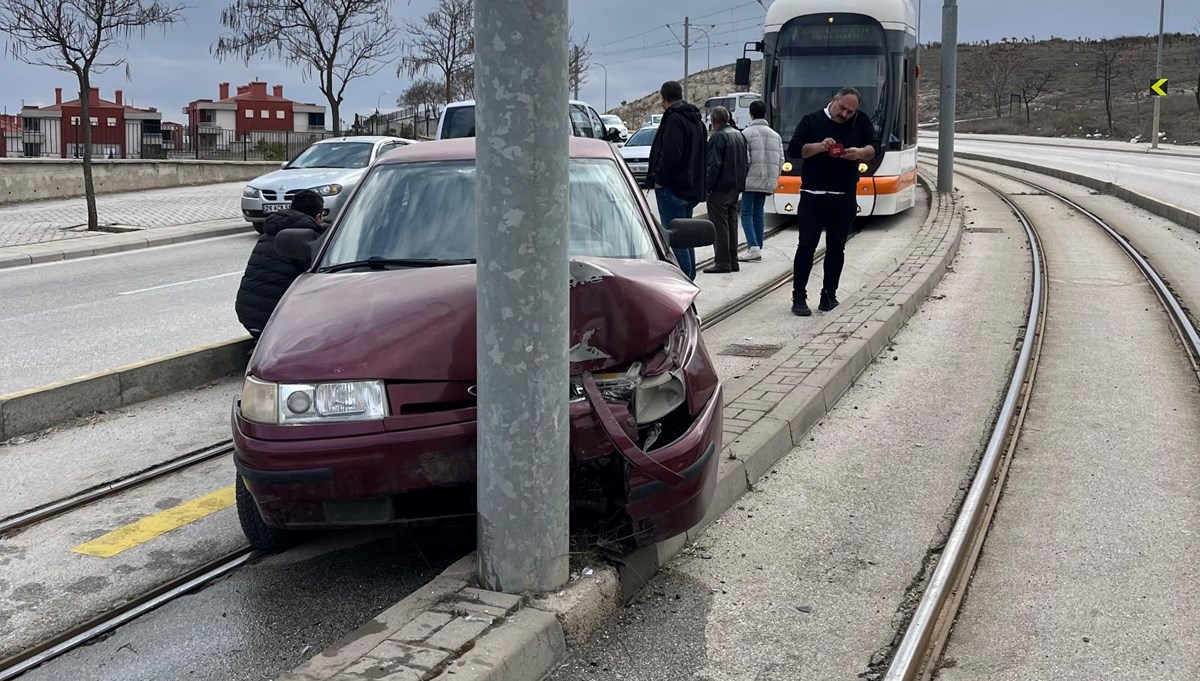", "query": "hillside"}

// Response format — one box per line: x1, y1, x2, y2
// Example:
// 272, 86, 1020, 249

607, 63, 764, 129
609, 35, 1200, 143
